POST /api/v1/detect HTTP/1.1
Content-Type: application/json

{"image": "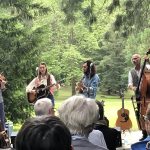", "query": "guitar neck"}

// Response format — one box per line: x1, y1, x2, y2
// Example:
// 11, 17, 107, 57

44, 83, 56, 90
121, 90, 125, 113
